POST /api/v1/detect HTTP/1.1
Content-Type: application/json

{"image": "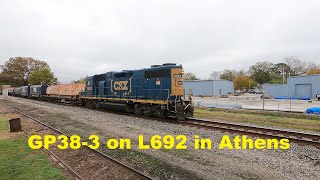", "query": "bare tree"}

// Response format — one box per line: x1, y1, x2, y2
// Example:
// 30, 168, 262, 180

219, 69, 237, 81
284, 56, 307, 76
183, 72, 199, 80
209, 71, 222, 80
